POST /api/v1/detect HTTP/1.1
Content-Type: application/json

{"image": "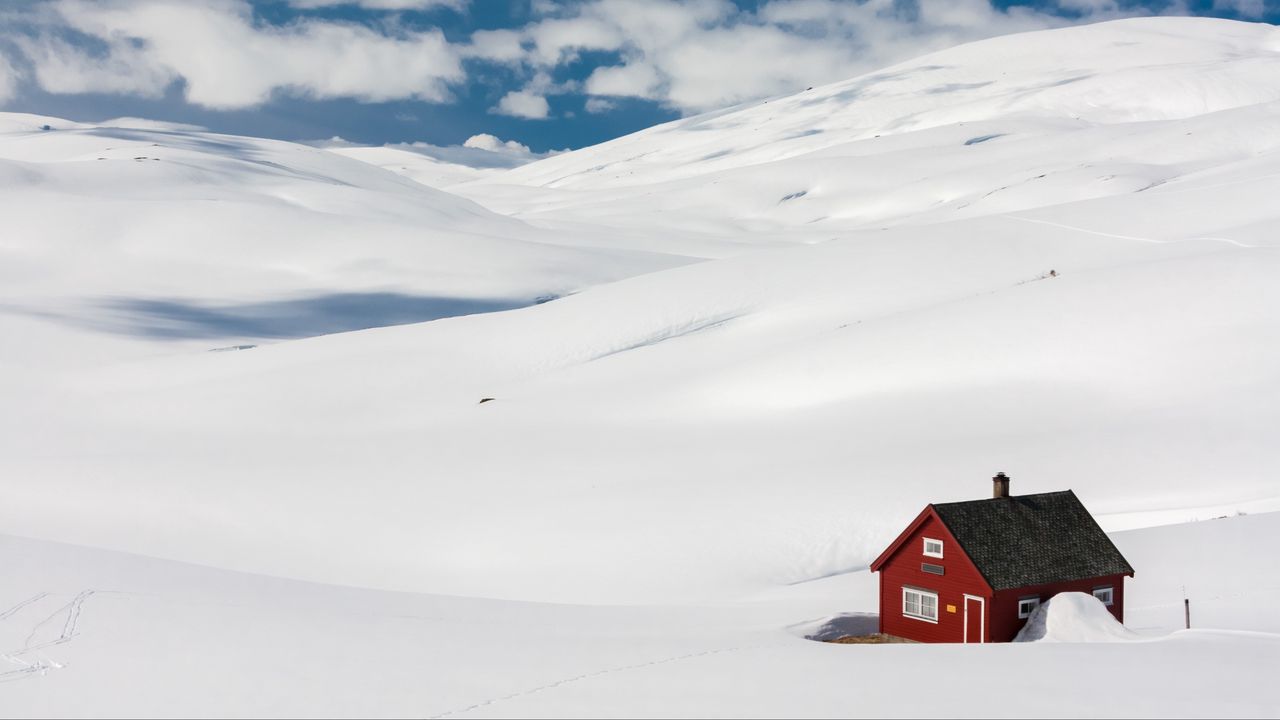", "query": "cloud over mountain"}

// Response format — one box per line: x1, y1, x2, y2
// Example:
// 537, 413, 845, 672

14, 0, 463, 108
0, 0, 1151, 118
0, 53, 18, 104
